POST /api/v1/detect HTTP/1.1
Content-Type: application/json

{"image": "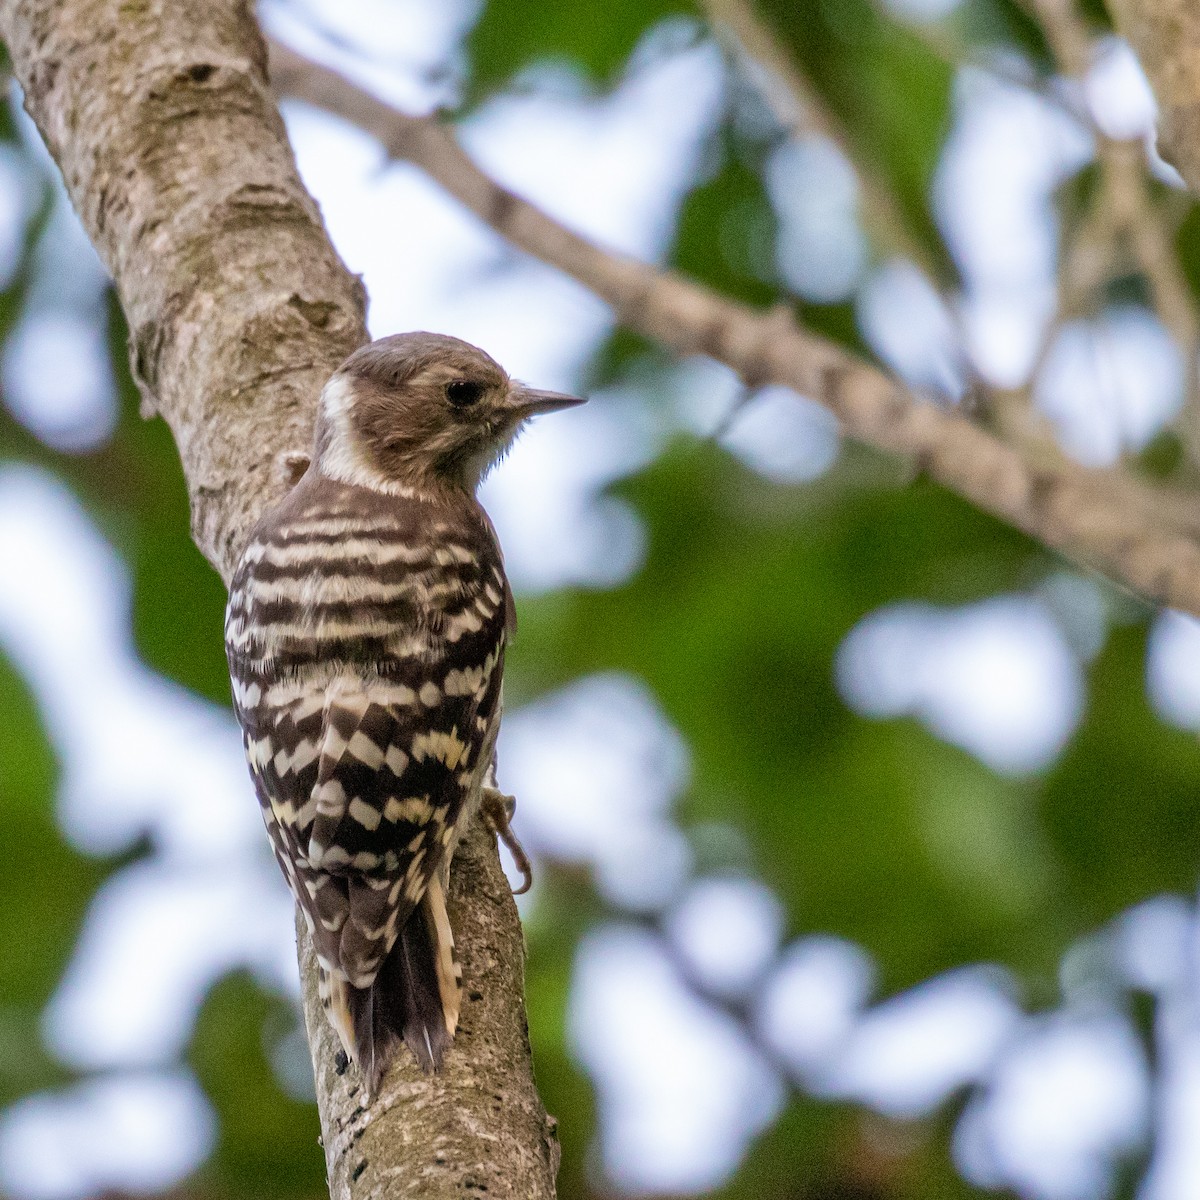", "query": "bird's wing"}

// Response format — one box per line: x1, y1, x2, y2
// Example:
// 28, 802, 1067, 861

226, 483, 512, 994
302, 624, 505, 985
